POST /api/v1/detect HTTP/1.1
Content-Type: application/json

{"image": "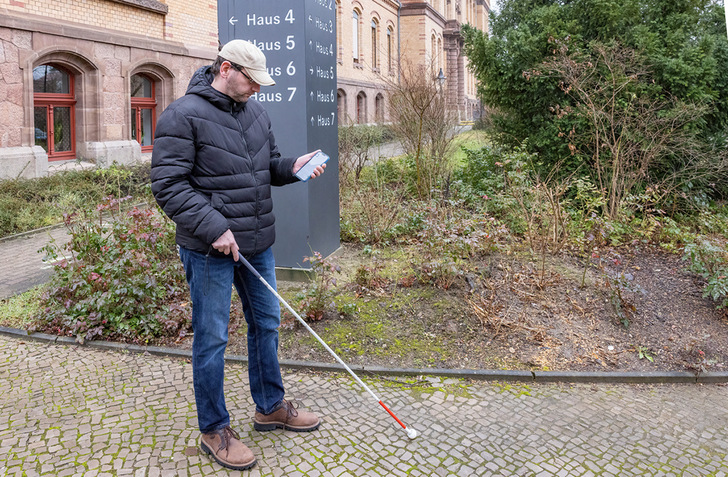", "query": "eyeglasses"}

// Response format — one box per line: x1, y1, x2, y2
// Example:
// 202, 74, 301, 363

228, 61, 257, 84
